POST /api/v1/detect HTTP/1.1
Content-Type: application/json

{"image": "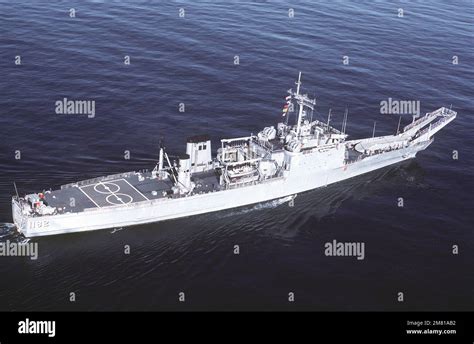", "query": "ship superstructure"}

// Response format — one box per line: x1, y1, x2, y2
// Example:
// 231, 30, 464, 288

11, 73, 456, 237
